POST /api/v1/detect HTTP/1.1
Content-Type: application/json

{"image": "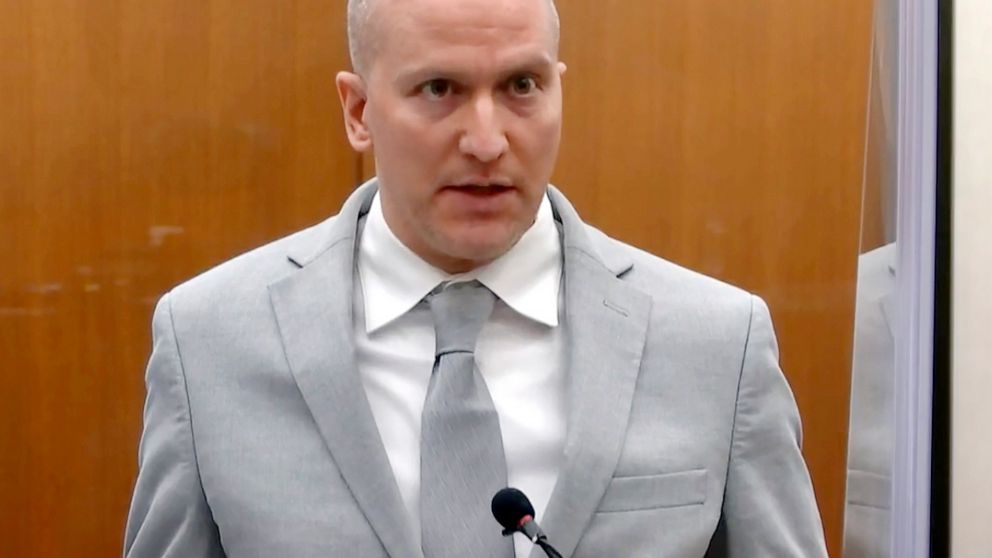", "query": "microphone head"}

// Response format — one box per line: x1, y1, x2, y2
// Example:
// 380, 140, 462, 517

491, 488, 536, 531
